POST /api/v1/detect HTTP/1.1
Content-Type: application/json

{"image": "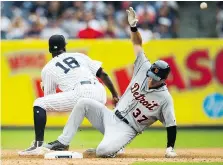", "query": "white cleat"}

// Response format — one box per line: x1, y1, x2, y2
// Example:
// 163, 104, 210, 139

165, 151, 177, 158
165, 147, 177, 158
18, 141, 50, 156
